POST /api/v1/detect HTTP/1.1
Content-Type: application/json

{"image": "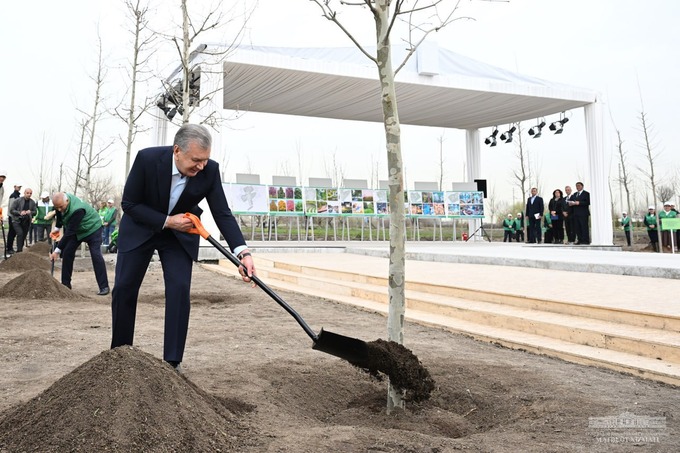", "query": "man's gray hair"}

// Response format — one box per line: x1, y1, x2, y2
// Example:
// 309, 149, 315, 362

174, 124, 212, 152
